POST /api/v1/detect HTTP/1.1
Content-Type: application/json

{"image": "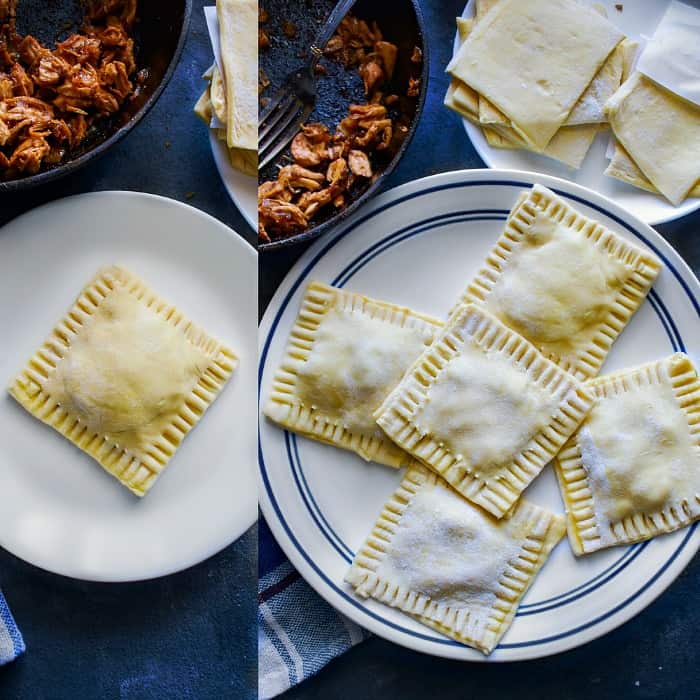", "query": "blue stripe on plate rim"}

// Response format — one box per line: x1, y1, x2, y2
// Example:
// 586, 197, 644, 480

259, 177, 699, 651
